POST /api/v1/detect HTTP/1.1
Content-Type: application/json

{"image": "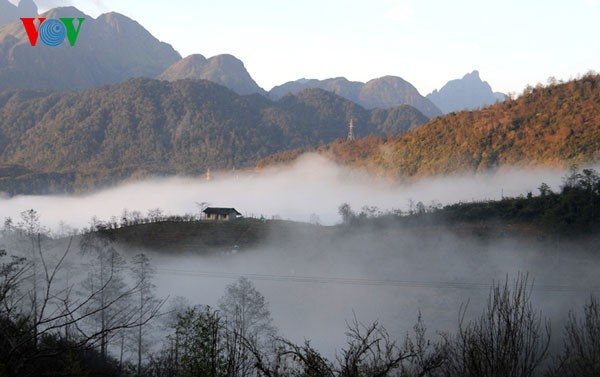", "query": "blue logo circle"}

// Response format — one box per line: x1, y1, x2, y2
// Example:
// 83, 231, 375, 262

39, 19, 66, 46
